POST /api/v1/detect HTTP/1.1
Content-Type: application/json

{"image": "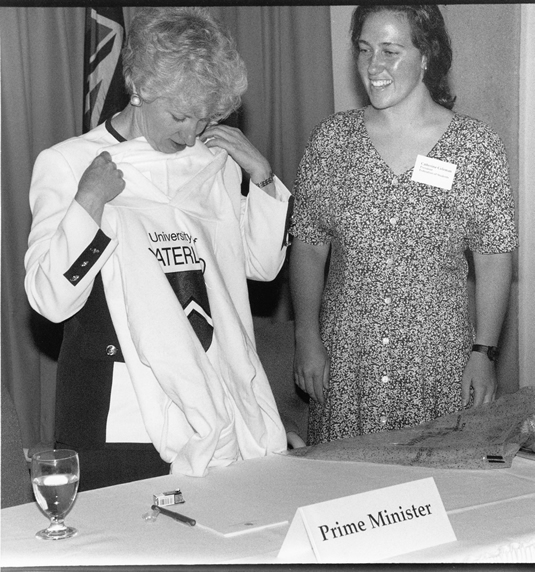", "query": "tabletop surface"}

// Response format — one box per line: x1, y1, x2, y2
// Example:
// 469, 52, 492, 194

2, 452, 535, 567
